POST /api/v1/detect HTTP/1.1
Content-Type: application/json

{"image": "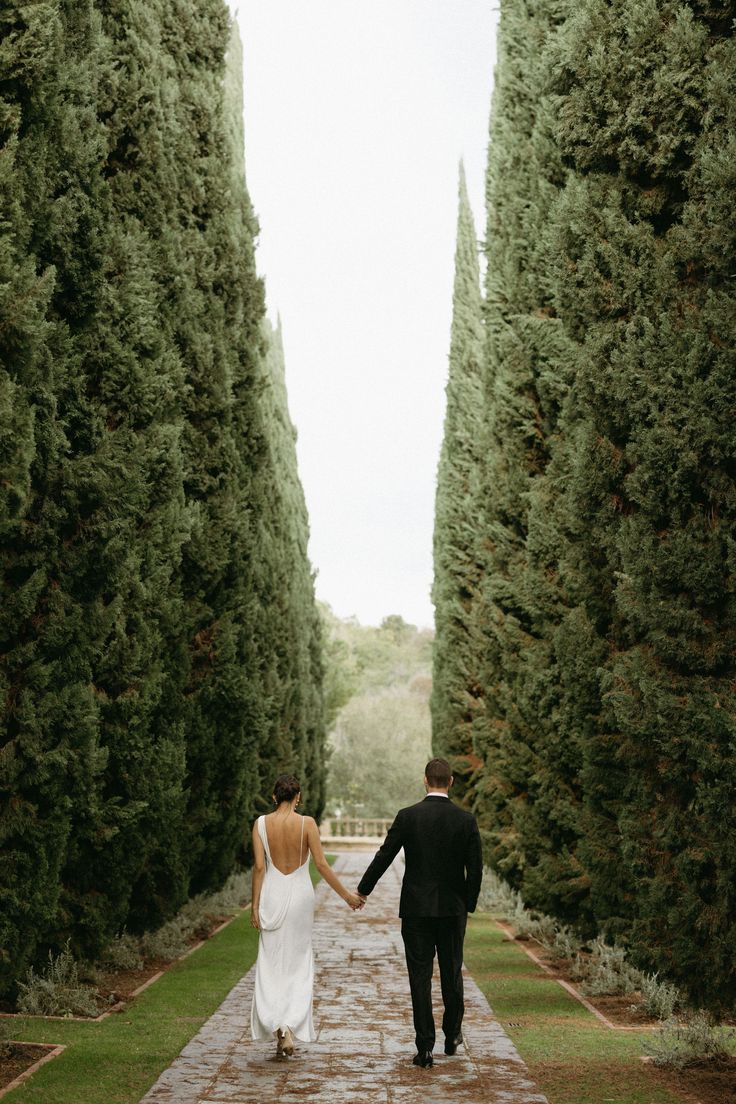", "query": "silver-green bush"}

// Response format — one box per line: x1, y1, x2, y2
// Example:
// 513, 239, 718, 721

574, 937, 644, 997
100, 932, 143, 973
637, 973, 682, 1021
476, 867, 525, 917
16, 943, 101, 1018
646, 1011, 734, 1069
